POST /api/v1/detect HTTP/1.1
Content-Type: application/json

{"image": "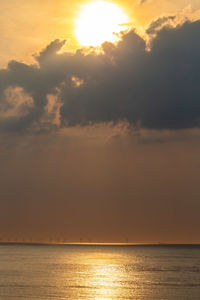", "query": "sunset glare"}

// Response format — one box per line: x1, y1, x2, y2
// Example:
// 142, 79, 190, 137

1, 0, 200, 298
75, 1, 129, 46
